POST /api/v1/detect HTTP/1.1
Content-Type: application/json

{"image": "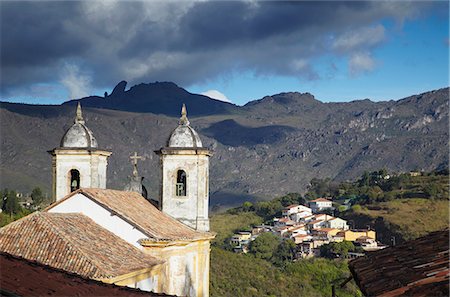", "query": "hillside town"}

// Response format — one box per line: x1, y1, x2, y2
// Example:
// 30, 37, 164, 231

230, 198, 387, 258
